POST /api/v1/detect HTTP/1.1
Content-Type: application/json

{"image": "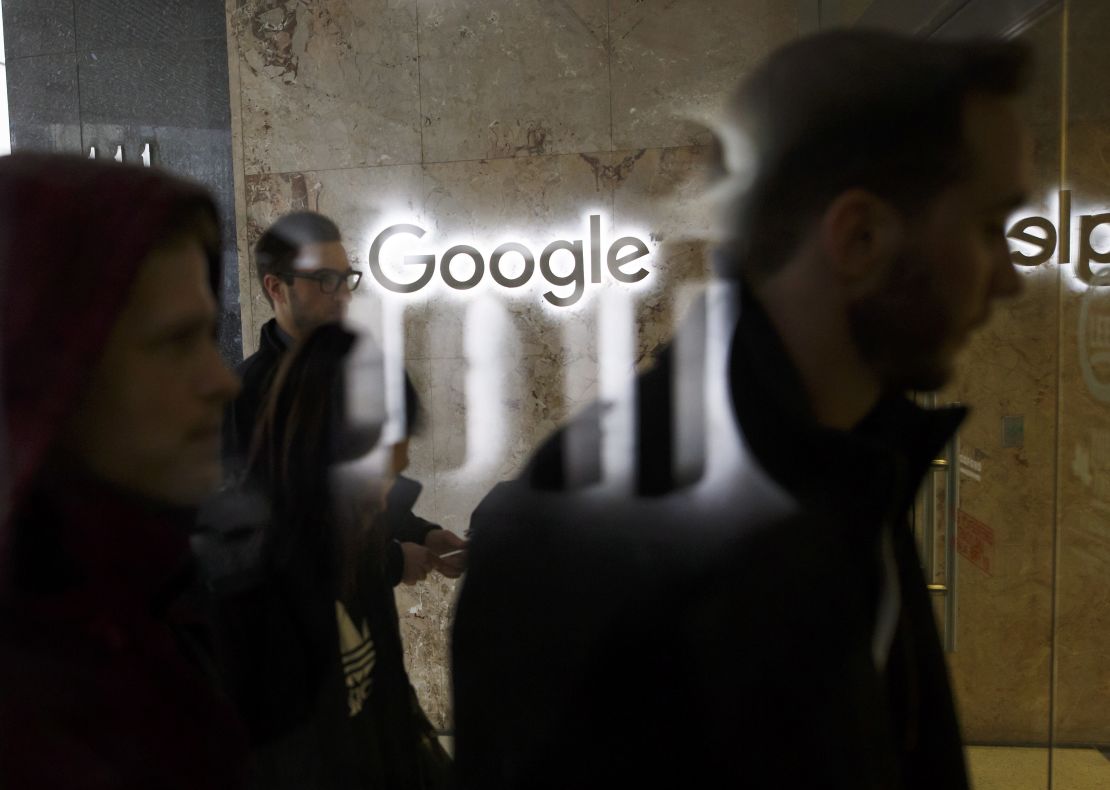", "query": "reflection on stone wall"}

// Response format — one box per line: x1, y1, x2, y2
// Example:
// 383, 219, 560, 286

1057, 0, 1110, 746
226, 0, 797, 727
939, 8, 1062, 747
942, 269, 1057, 745
941, 0, 1110, 750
